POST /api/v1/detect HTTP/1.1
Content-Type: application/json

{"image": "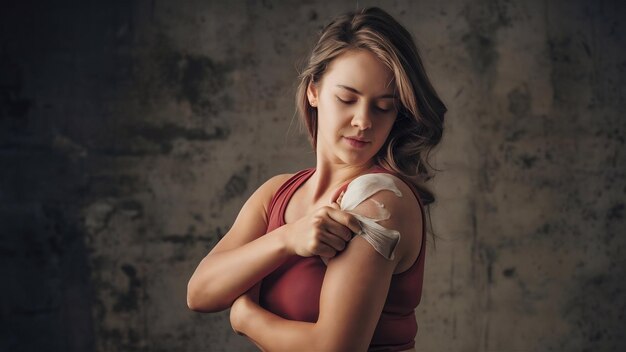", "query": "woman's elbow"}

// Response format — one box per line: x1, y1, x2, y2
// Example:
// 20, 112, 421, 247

186, 281, 231, 313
